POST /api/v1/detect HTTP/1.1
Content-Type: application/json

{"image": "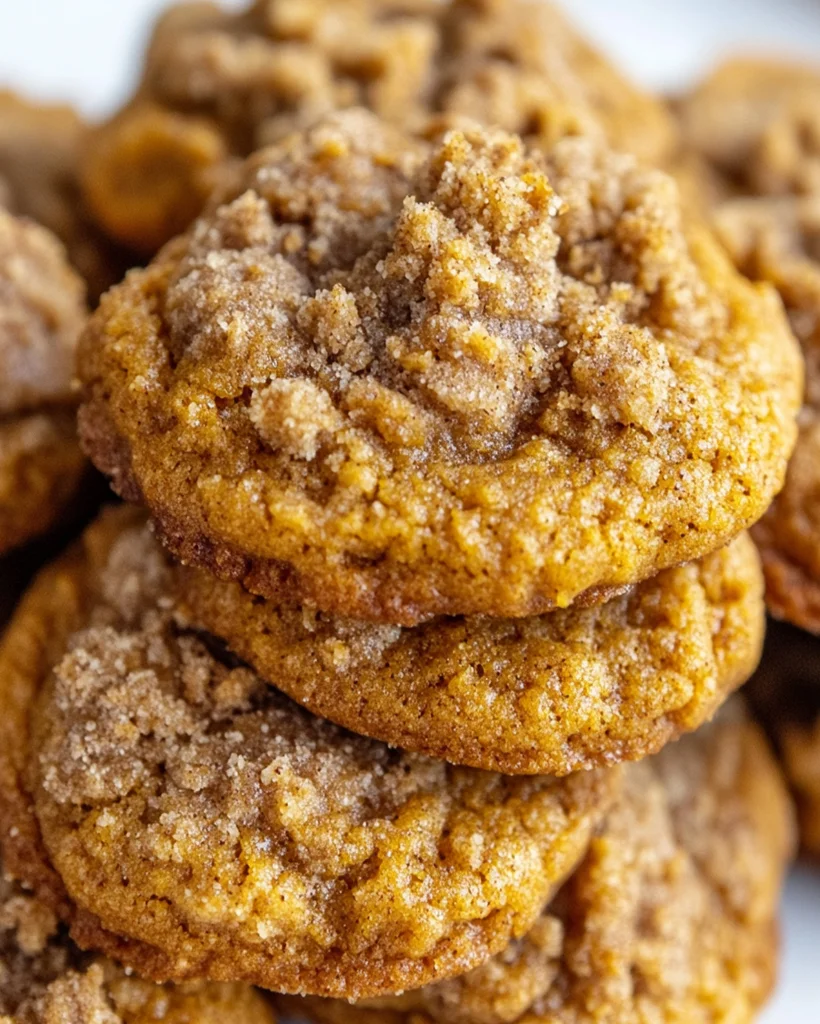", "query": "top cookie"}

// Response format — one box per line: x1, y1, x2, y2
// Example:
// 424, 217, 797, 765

81, 0, 676, 253
80, 111, 802, 623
